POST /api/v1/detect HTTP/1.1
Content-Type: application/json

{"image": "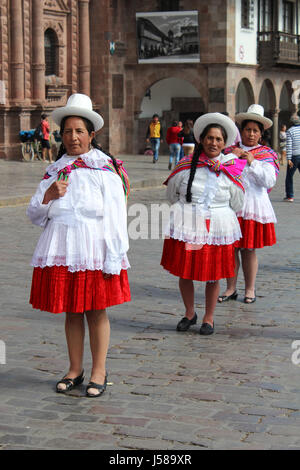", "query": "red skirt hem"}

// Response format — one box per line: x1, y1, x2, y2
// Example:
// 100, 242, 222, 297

161, 237, 236, 281
30, 266, 131, 314
236, 217, 276, 249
